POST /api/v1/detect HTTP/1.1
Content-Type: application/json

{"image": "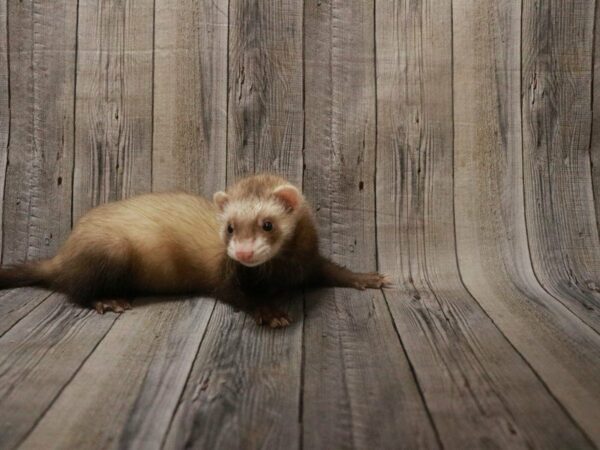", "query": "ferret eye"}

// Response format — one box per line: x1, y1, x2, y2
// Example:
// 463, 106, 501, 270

262, 221, 273, 232
227, 224, 234, 234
